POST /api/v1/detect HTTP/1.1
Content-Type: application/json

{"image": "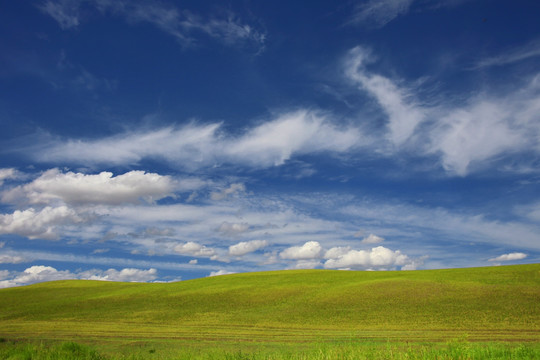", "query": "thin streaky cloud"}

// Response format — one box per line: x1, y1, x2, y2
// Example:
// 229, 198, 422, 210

39, 0, 266, 49
24, 111, 363, 169
473, 39, 540, 69
347, 0, 414, 29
